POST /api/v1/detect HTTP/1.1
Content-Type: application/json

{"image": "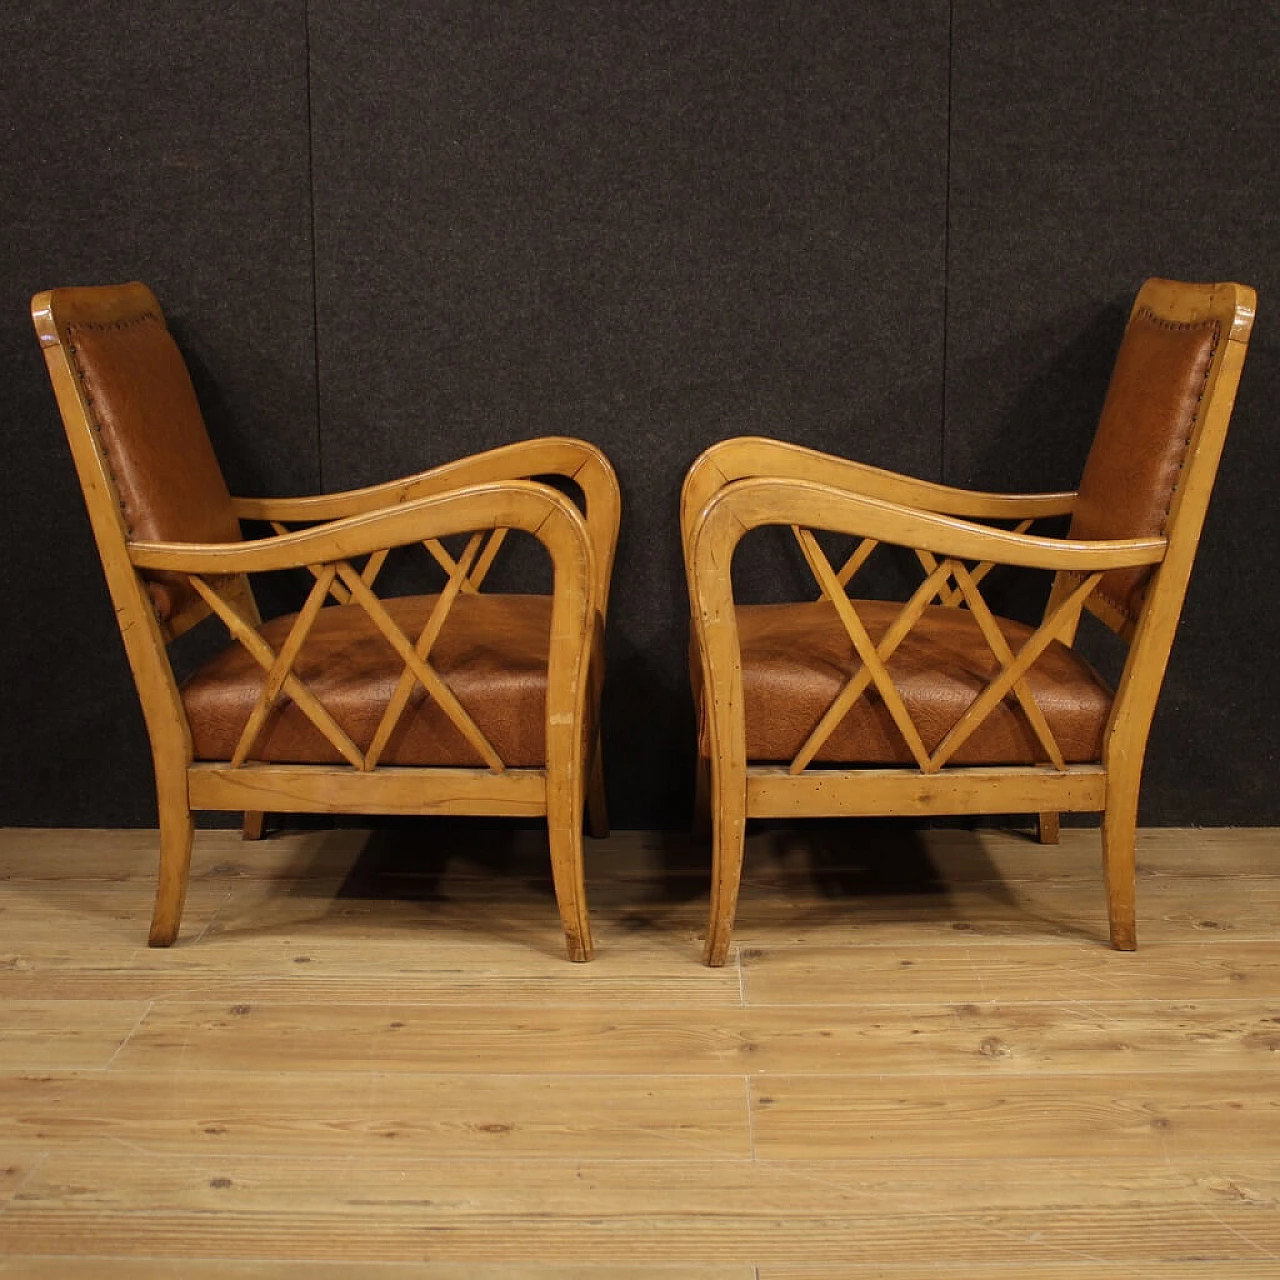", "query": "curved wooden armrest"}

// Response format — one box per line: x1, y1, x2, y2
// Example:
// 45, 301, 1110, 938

687, 476, 1163, 579
232, 436, 619, 611
681, 436, 1076, 539
132, 480, 594, 580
